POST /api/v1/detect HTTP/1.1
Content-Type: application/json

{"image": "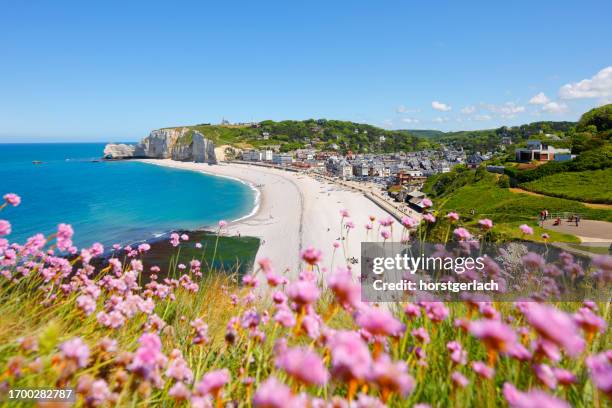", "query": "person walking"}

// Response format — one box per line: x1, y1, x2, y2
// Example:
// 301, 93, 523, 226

575, 214, 580, 227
